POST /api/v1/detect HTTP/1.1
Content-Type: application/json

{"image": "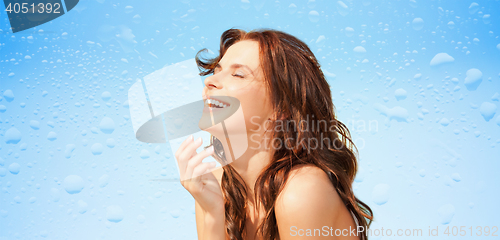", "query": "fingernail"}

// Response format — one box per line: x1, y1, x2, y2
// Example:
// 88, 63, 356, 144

196, 137, 202, 143
206, 146, 214, 153
189, 135, 194, 141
